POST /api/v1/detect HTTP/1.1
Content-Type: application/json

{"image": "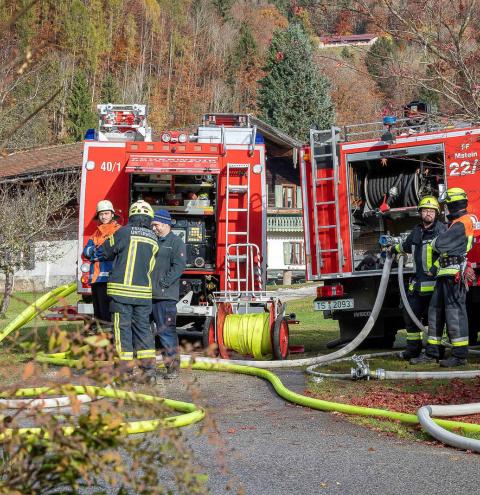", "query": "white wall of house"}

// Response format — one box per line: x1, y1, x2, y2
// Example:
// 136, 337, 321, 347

1, 240, 78, 292
267, 232, 305, 272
